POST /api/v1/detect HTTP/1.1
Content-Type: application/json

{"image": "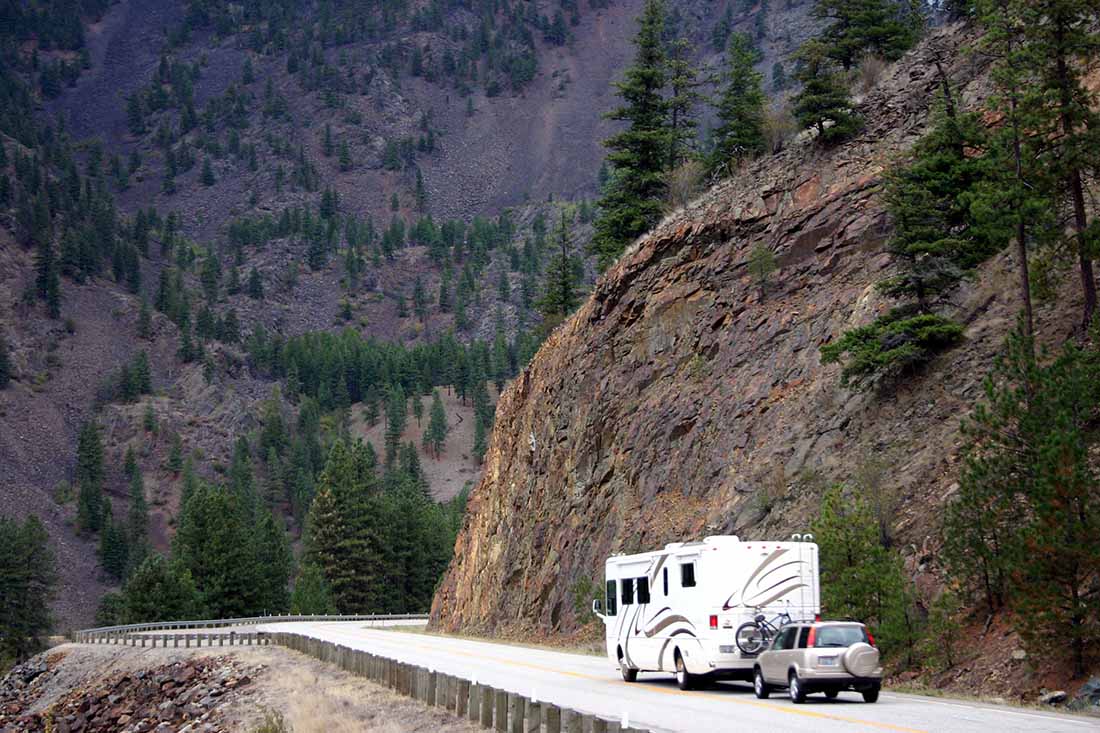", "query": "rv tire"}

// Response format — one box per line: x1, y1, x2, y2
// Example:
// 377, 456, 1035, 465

674, 652, 695, 691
